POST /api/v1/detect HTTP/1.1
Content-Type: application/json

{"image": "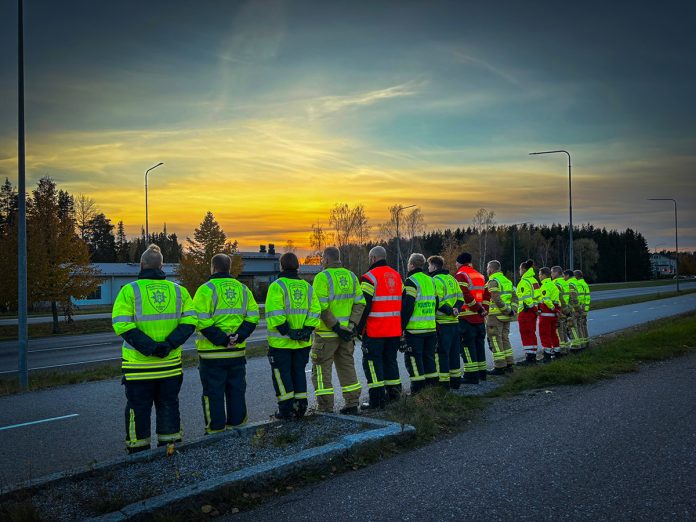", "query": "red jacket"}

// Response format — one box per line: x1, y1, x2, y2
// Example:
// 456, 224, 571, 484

455, 264, 485, 325
360, 262, 402, 338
